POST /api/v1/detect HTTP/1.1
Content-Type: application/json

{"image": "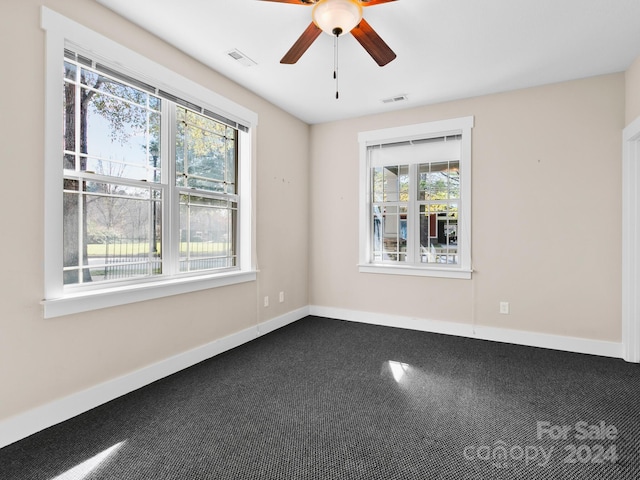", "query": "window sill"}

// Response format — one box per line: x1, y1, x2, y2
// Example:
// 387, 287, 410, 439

42, 270, 257, 318
358, 264, 472, 279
